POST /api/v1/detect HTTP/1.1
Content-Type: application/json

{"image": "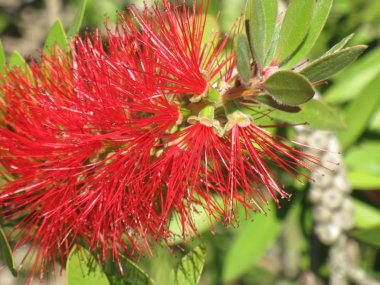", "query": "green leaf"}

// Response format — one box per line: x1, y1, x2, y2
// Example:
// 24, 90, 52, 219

263, 70, 315, 106
300, 45, 367, 82
169, 195, 223, 244
347, 171, 380, 190
352, 198, 380, 229
67, 247, 110, 285
263, 99, 346, 131
324, 34, 354, 56
274, 0, 315, 64
0, 40, 5, 73
222, 210, 282, 283
0, 226, 17, 277
171, 245, 206, 285
236, 34, 252, 83
104, 254, 156, 285
246, 0, 278, 68
67, 0, 88, 38
352, 226, 380, 248
325, 47, 380, 104
345, 142, 380, 176
283, 0, 333, 68
8, 51, 26, 69
338, 74, 380, 148
43, 20, 69, 54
